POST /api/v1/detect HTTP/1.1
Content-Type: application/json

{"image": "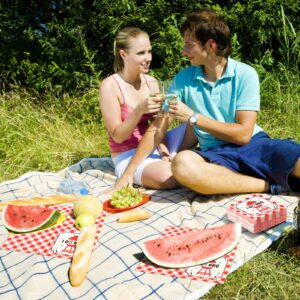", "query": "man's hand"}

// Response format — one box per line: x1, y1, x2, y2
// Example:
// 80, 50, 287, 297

168, 100, 194, 122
